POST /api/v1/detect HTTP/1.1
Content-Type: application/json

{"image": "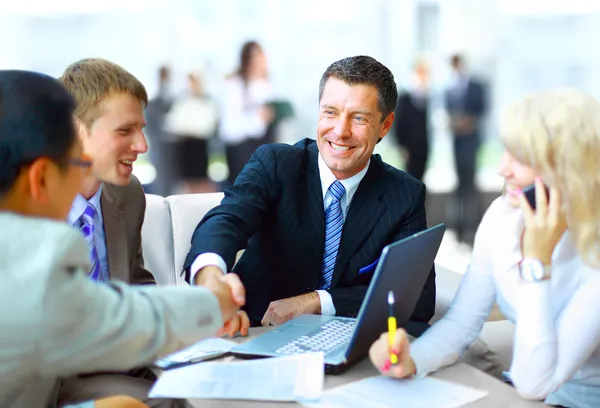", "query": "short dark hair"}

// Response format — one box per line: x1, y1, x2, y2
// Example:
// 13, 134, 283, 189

450, 54, 464, 69
0, 70, 77, 197
318, 56, 398, 121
